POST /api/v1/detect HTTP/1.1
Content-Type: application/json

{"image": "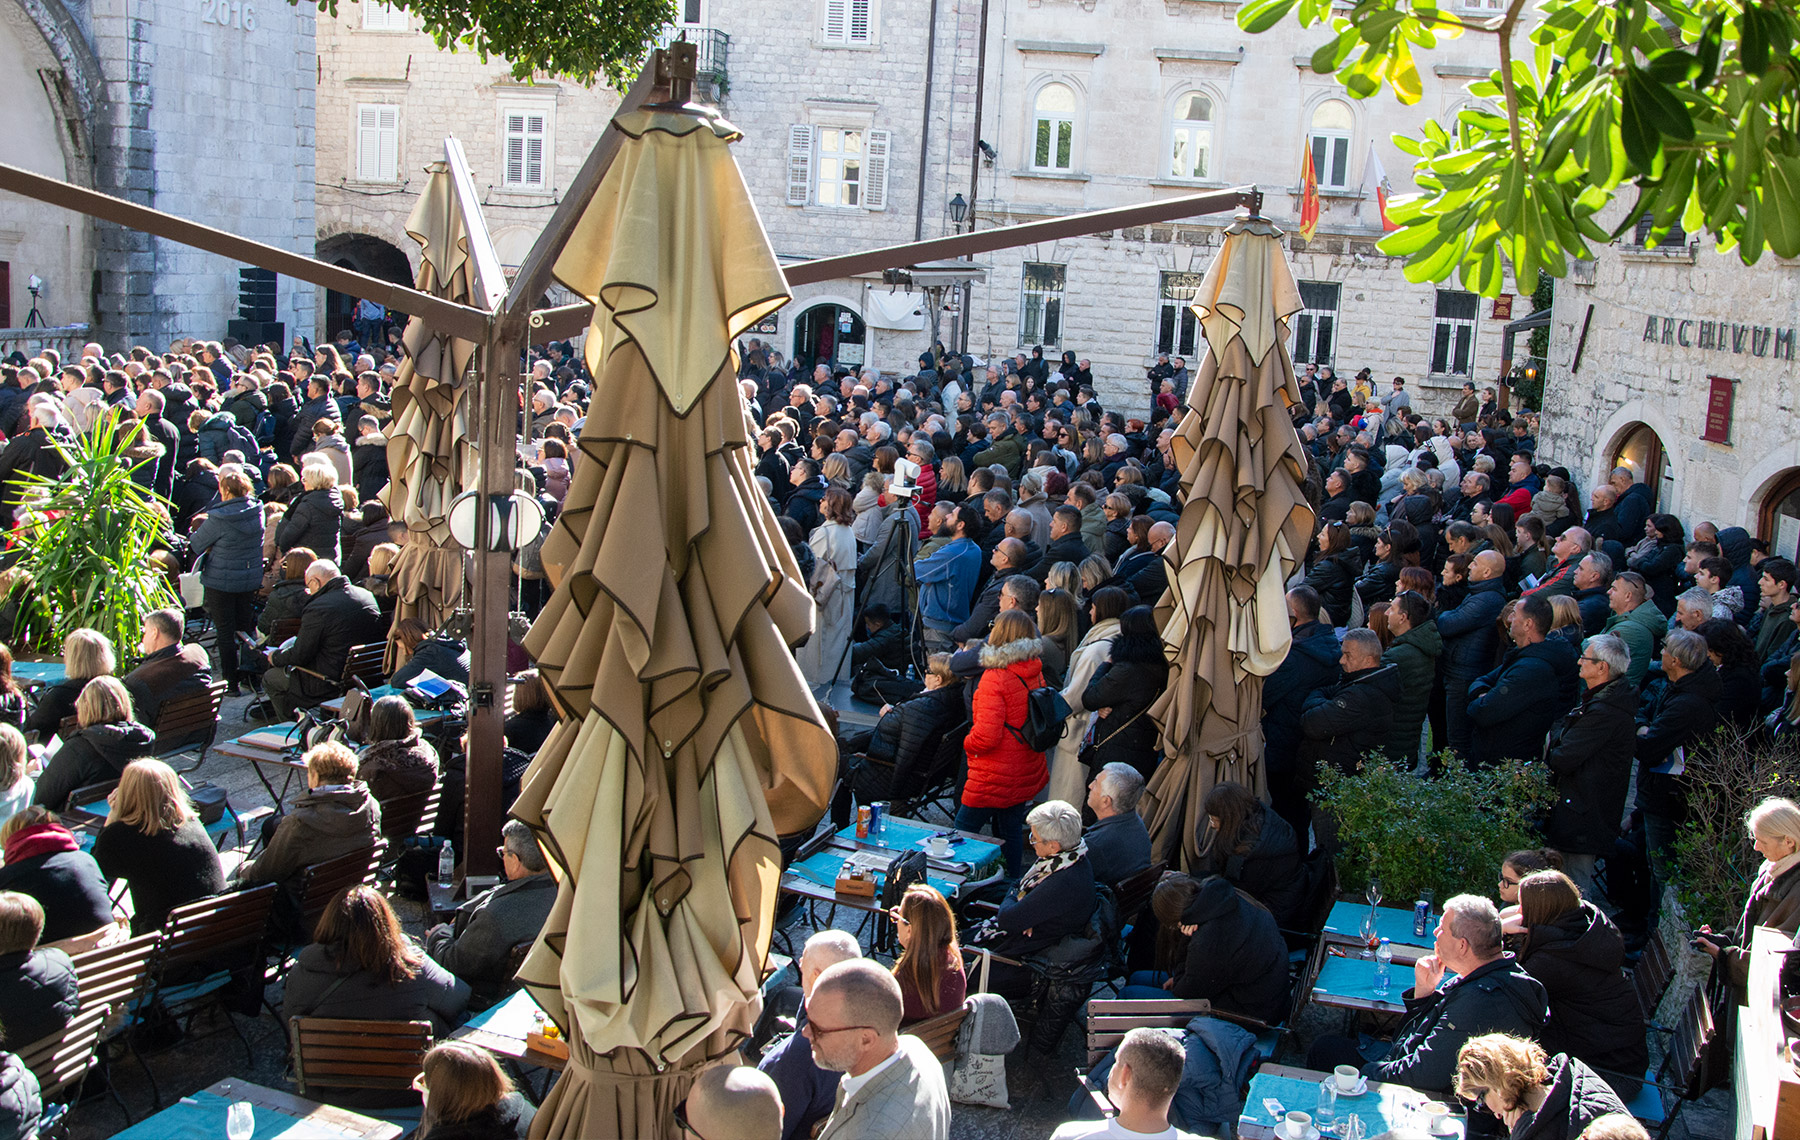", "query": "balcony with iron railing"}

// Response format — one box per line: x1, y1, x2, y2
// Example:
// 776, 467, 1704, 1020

654, 25, 729, 99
